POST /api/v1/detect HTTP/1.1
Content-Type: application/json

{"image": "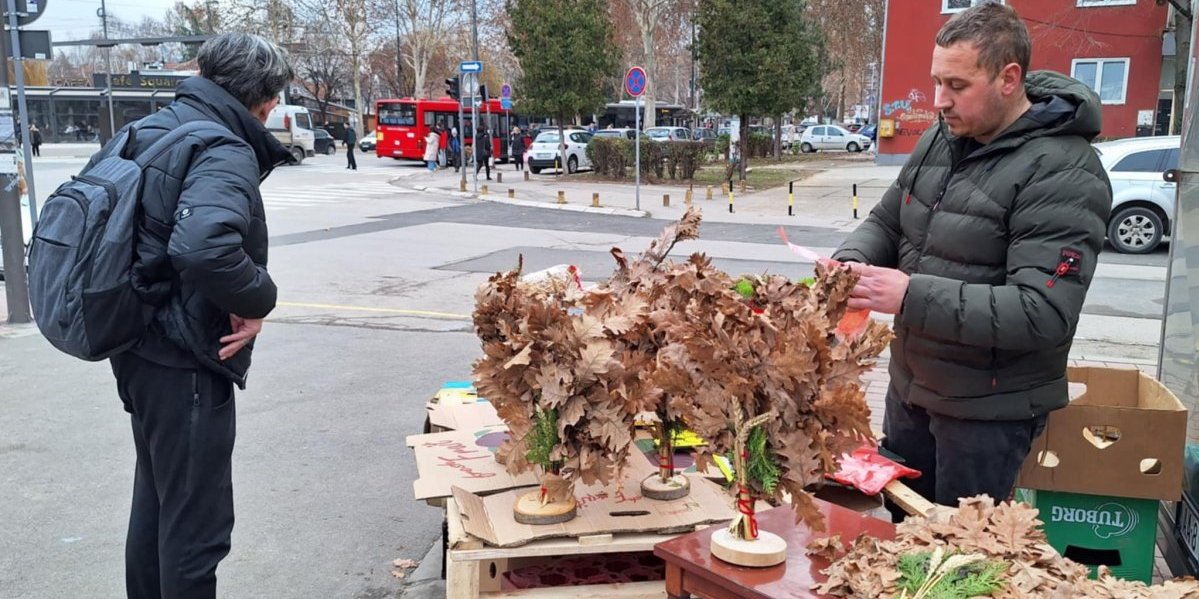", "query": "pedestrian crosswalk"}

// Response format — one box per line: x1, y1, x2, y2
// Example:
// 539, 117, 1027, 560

260, 180, 415, 211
